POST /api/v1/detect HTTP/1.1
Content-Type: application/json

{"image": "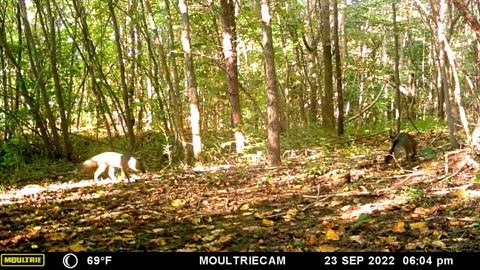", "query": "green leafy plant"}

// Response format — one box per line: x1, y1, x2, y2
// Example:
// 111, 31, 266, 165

0, 138, 23, 172
351, 213, 370, 231
474, 173, 480, 184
